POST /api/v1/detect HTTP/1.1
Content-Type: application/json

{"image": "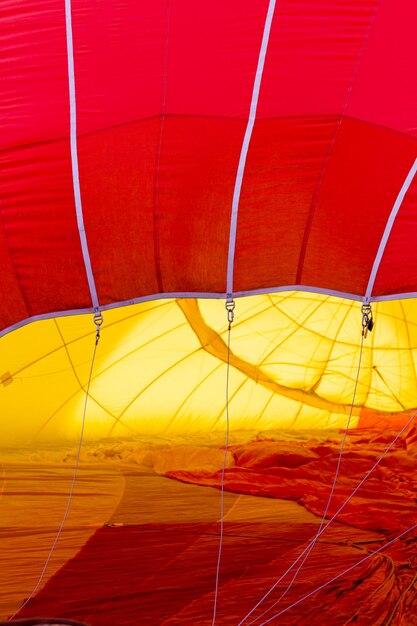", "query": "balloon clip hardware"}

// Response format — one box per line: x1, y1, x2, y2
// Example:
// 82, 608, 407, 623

225, 296, 236, 328
361, 304, 374, 339
93, 309, 104, 344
